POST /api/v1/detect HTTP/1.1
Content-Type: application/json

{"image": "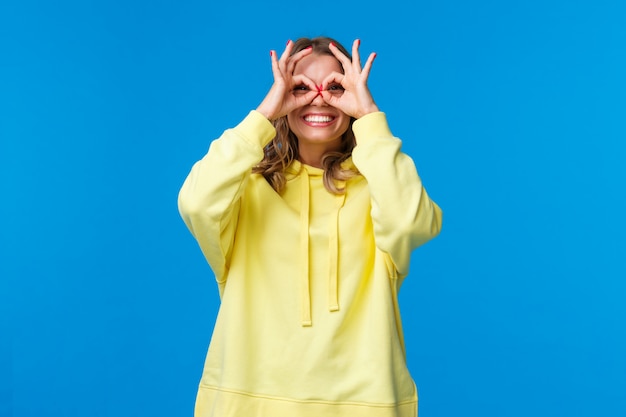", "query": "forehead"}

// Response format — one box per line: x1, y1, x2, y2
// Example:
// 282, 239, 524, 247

293, 54, 343, 77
